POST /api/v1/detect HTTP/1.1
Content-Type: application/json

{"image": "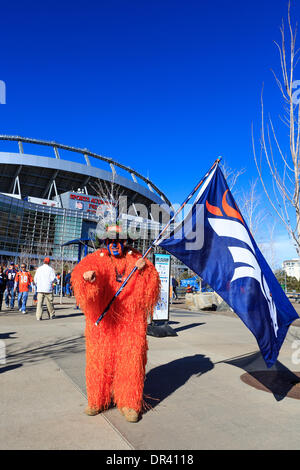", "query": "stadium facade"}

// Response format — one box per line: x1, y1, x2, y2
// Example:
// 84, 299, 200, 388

0, 136, 172, 267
